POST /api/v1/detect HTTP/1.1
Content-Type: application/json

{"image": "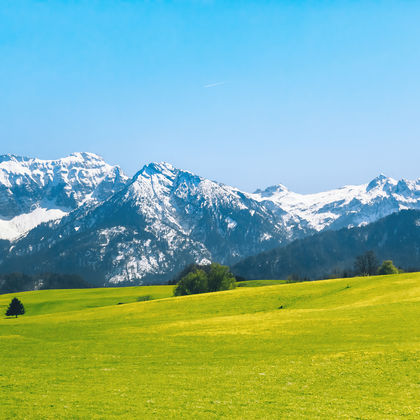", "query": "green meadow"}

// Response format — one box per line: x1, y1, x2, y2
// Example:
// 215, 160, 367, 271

0, 274, 419, 419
